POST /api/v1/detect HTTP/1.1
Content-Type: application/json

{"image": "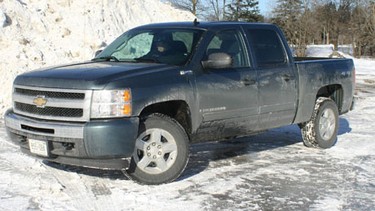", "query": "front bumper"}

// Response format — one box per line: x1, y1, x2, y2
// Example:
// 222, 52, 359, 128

4, 109, 139, 170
